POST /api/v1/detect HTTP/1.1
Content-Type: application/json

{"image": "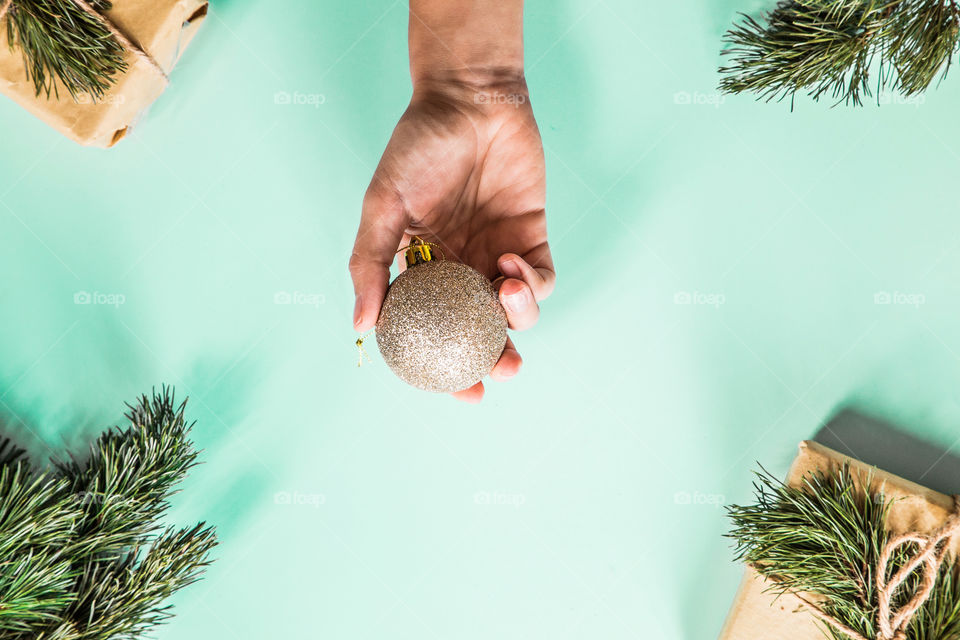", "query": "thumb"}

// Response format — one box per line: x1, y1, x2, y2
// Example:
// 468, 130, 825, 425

349, 184, 407, 332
